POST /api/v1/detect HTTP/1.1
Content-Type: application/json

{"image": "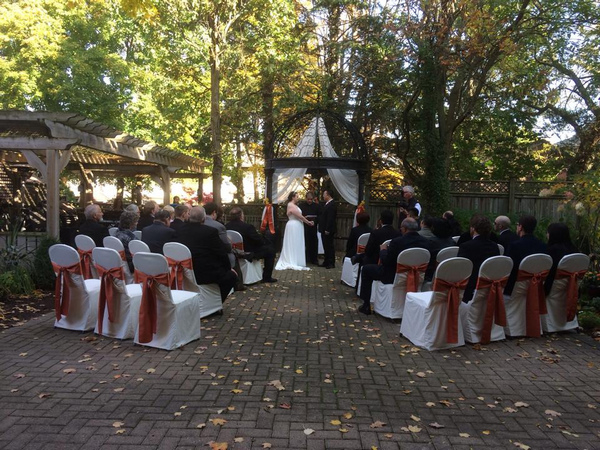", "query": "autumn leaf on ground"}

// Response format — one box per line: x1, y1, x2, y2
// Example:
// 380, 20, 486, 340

230, 389, 243, 394
234, 437, 243, 443
416, 372, 426, 378
560, 430, 579, 437
268, 380, 285, 391
504, 407, 518, 413
482, 430, 490, 435
173, 412, 181, 417
514, 402, 529, 408
295, 369, 303, 374
459, 433, 470, 438
279, 403, 291, 409
343, 412, 353, 419
410, 415, 421, 422
439, 400, 453, 407
588, 404, 597, 409
113, 388, 124, 393
429, 422, 445, 429
513, 442, 531, 450
13, 373, 25, 379
112, 422, 124, 428
262, 443, 272, 448
339, 427, 349, 433
545, 409, 562, 417
408, 425, 421, 433
303, 428, 314, 435
146, 368, 156, 374
210, 418, 227, 426
207, 442, 228, 450
370, 421, 386, 428
38, 393, 51, 399
197, 423, 206, 429
426, 402, 436, 407
330, 419, 342, 426
116, 429, 126, 434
